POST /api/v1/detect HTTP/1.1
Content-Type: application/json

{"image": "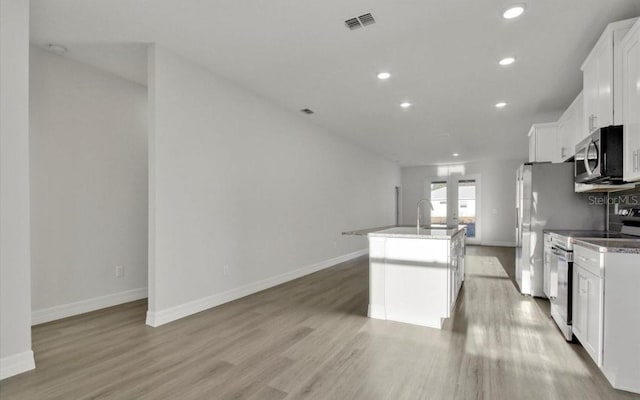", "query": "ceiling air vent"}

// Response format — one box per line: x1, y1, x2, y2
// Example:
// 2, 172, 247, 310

300, 108, 314, 115
345, 13, 376, 30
